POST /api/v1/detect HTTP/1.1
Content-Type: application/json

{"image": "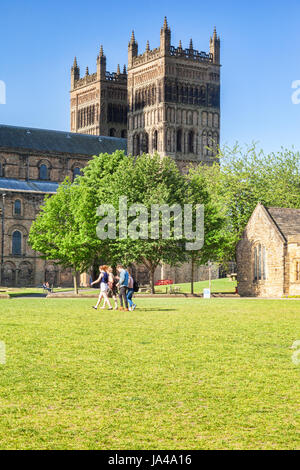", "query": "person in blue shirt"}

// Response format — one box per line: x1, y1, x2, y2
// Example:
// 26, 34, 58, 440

116, 264, 129, 311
